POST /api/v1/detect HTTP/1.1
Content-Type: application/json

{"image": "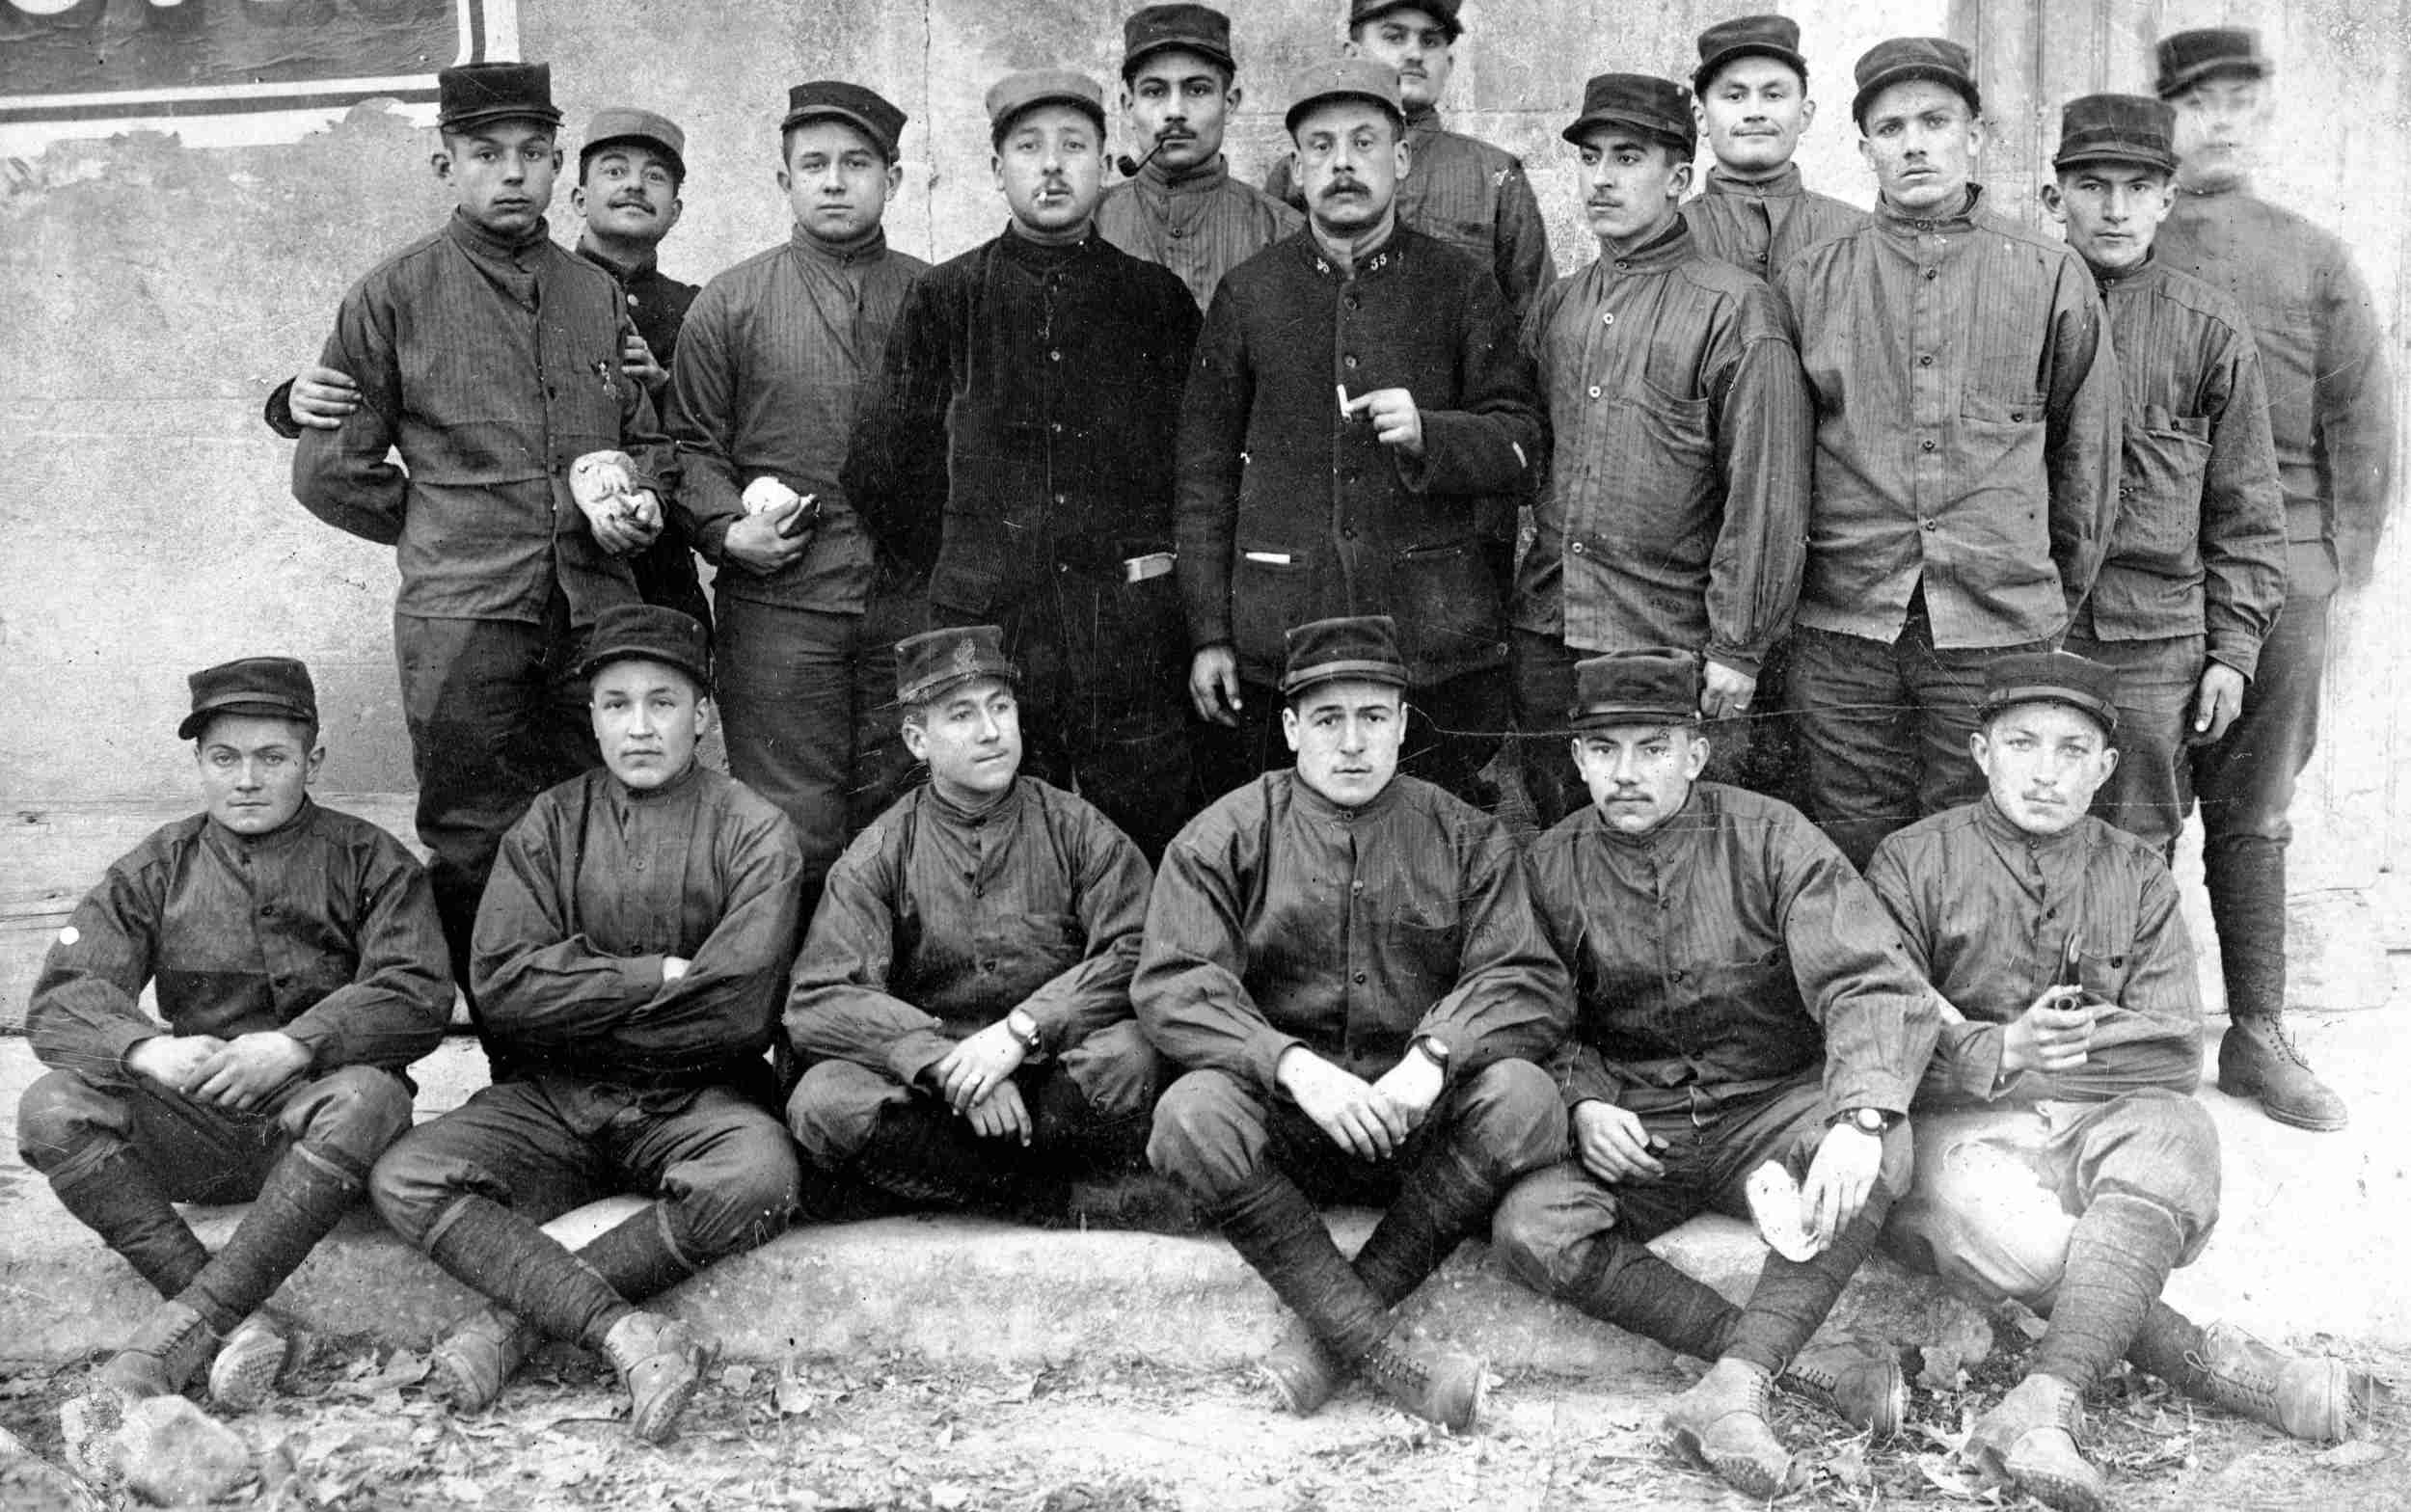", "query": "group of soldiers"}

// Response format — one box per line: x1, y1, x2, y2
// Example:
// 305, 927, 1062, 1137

14, 7, 2397, 1510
